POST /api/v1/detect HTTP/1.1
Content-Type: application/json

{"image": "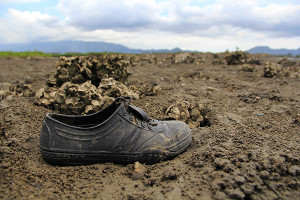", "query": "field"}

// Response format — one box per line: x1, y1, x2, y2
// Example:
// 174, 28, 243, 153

0, 53, 300, 199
